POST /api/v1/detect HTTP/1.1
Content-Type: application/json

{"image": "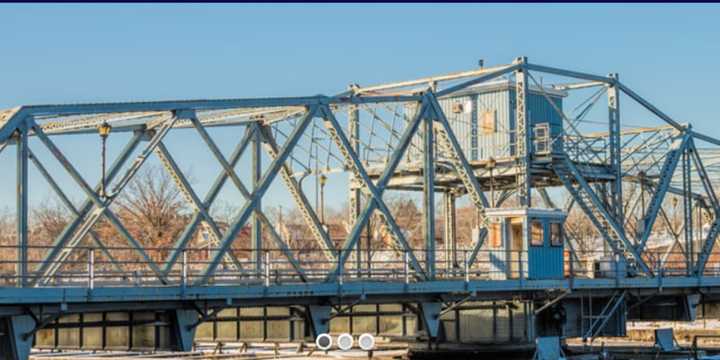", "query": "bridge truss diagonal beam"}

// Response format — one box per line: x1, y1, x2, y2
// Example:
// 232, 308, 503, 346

555, 157, 652, 276
426, 94, 491, 268
31, 131, 144, 285
326, 98, 431, 282
154, 141, 247, 275
191, 118, 308, 282
636, 133, 690, 252
30, 116, 177, 285
317, 104, 426, 282
27, 148, 124, 275
161, 125, 256, 275
258, 124, 337, 262
193, 106, 318, 286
